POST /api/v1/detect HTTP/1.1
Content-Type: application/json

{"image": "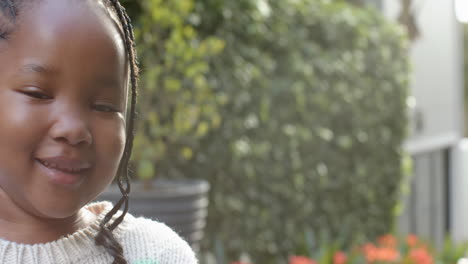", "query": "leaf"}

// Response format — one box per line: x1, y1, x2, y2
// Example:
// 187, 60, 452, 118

137, 159, 155, 180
